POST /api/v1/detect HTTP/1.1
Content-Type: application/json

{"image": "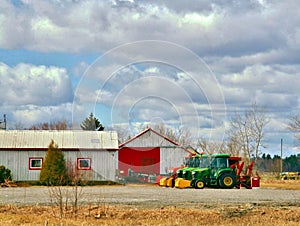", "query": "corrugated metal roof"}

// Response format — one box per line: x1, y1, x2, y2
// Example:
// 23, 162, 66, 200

0, 130, 118, 150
